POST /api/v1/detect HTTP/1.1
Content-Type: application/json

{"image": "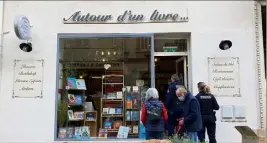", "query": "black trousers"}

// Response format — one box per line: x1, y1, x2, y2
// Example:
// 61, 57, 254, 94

198, 116, 217, 143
